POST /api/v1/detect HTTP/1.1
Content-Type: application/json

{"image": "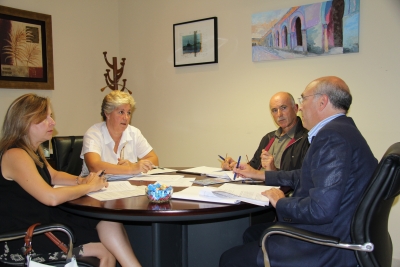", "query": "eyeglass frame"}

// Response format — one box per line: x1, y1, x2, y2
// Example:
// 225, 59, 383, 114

298, 93, 322, 104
